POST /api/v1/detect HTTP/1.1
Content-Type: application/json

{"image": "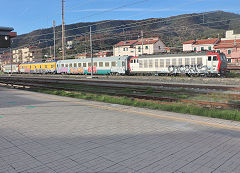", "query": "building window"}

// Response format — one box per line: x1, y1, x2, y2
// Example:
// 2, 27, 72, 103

145, 46, 148, 50
208, 46, 211, 50
158, 46, 161, 50
228, 49, 232, 54
138, 47, 141, 52
217, 50, 220, 53
194, 47, 197, 51
201, 47, 204, 51
208, 56, 211, 61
